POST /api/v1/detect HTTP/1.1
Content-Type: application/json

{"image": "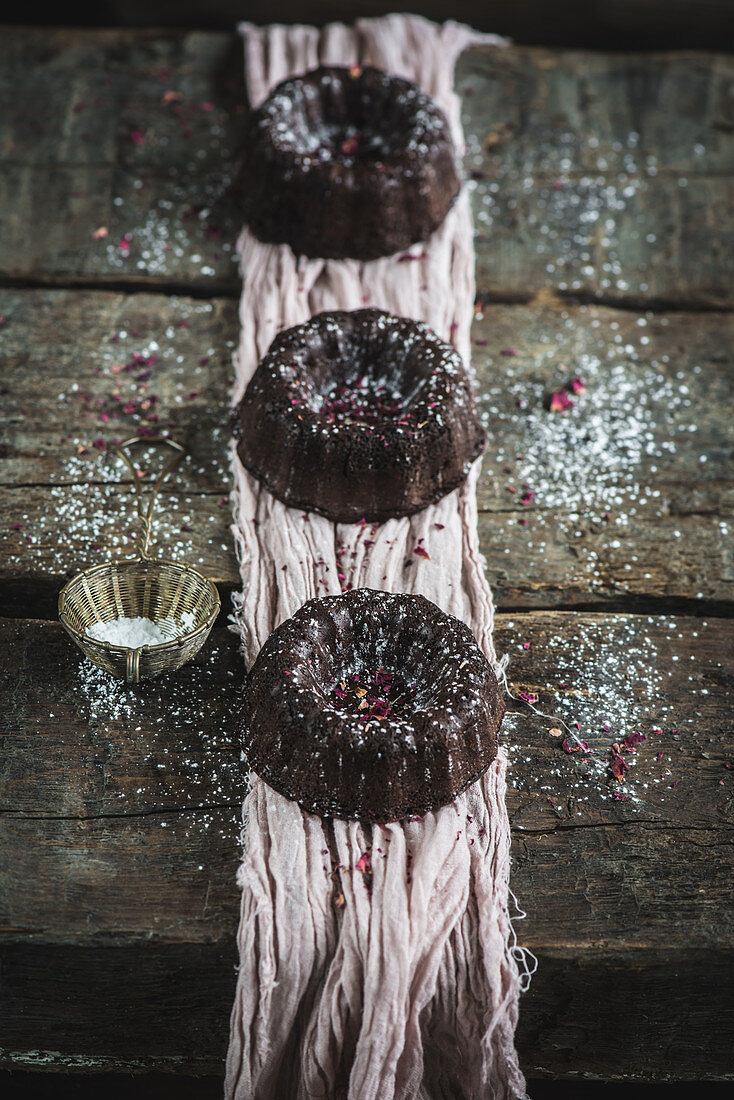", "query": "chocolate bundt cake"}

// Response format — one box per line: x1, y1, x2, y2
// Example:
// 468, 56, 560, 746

238, 65, 461, 260
234, 309, 486, 523
238, 589, 504, 822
